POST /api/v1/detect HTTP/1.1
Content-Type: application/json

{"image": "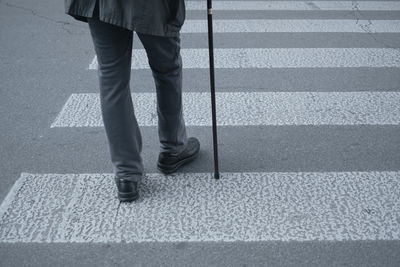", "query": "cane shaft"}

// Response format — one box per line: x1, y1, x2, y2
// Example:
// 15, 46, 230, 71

207, 0, 220, 179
